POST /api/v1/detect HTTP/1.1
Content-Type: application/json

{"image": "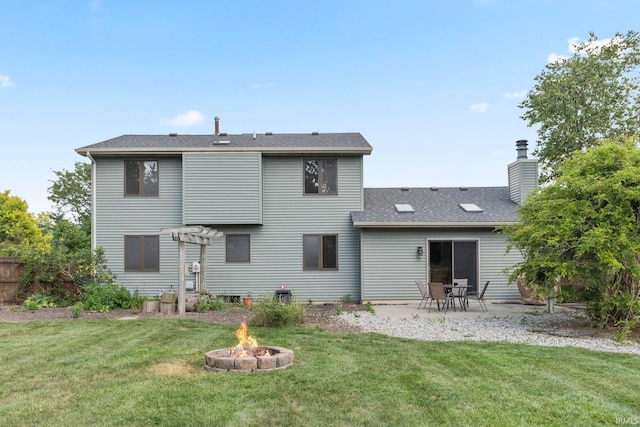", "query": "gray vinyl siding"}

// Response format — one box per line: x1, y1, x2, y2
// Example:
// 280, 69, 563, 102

197, 156, 363, 302
95, 154, 364, 302
360, 228, 522, 302
508, 159, 538, 205
94, 157, 184, 295
183, 152, 262, 225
